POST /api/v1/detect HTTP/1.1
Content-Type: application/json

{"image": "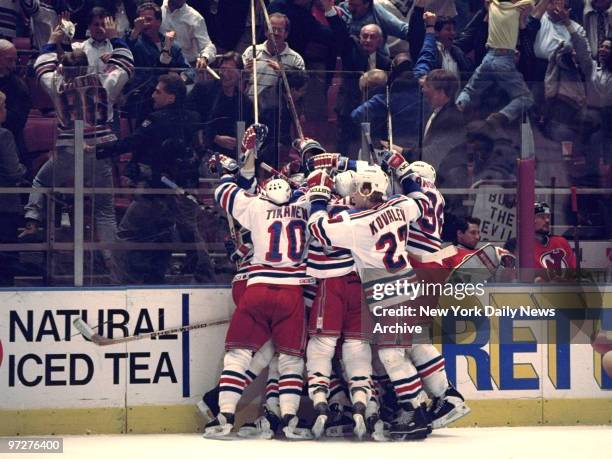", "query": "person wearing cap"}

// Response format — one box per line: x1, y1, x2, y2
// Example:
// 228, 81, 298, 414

505, 201, 576, 280
533, 201, 577, 271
